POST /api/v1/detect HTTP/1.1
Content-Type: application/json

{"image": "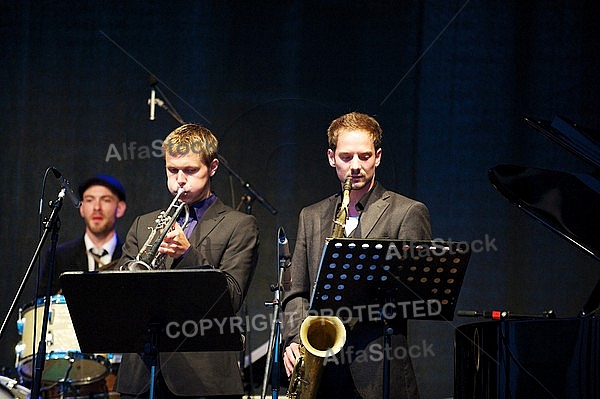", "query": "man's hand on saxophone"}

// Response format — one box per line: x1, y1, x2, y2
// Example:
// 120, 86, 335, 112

283, 342, 301, 377
158, 222, 190, 259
